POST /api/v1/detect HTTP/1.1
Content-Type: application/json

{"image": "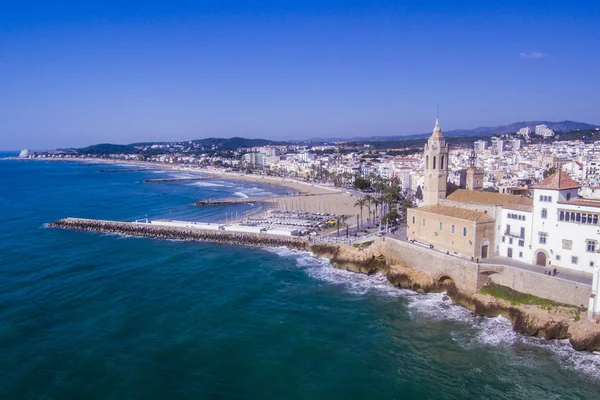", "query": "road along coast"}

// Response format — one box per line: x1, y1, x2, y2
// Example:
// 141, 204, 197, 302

49, 216, 600, 352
